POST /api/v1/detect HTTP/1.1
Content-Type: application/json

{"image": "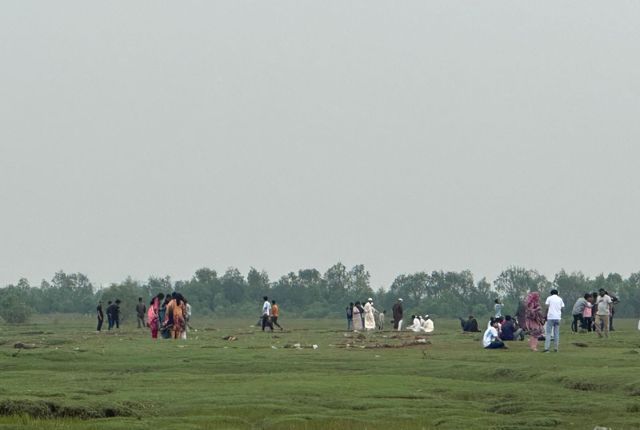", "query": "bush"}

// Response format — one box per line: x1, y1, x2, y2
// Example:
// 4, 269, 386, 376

0, 295, 32, 323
